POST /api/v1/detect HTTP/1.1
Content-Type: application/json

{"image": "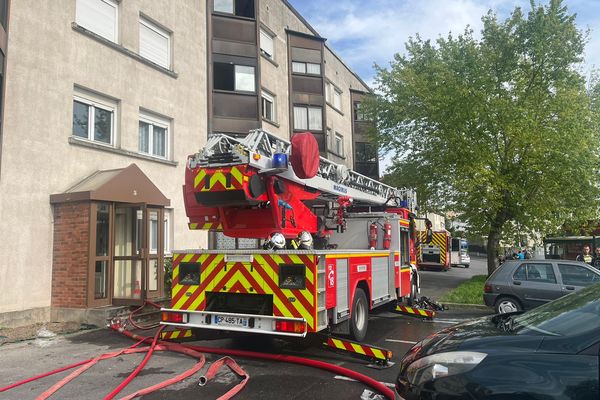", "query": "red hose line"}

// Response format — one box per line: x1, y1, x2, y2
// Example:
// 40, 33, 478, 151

103, 326, 164, 400
115, 326, 395, 400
